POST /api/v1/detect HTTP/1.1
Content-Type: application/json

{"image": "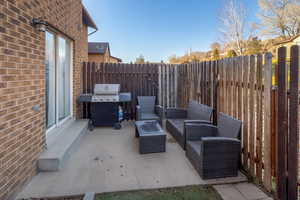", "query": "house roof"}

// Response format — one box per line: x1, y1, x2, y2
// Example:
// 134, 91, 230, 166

82, 6, 98, 30
273, 35, 300, 46
88, 42, 110, 55
110, 56, 122, 62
